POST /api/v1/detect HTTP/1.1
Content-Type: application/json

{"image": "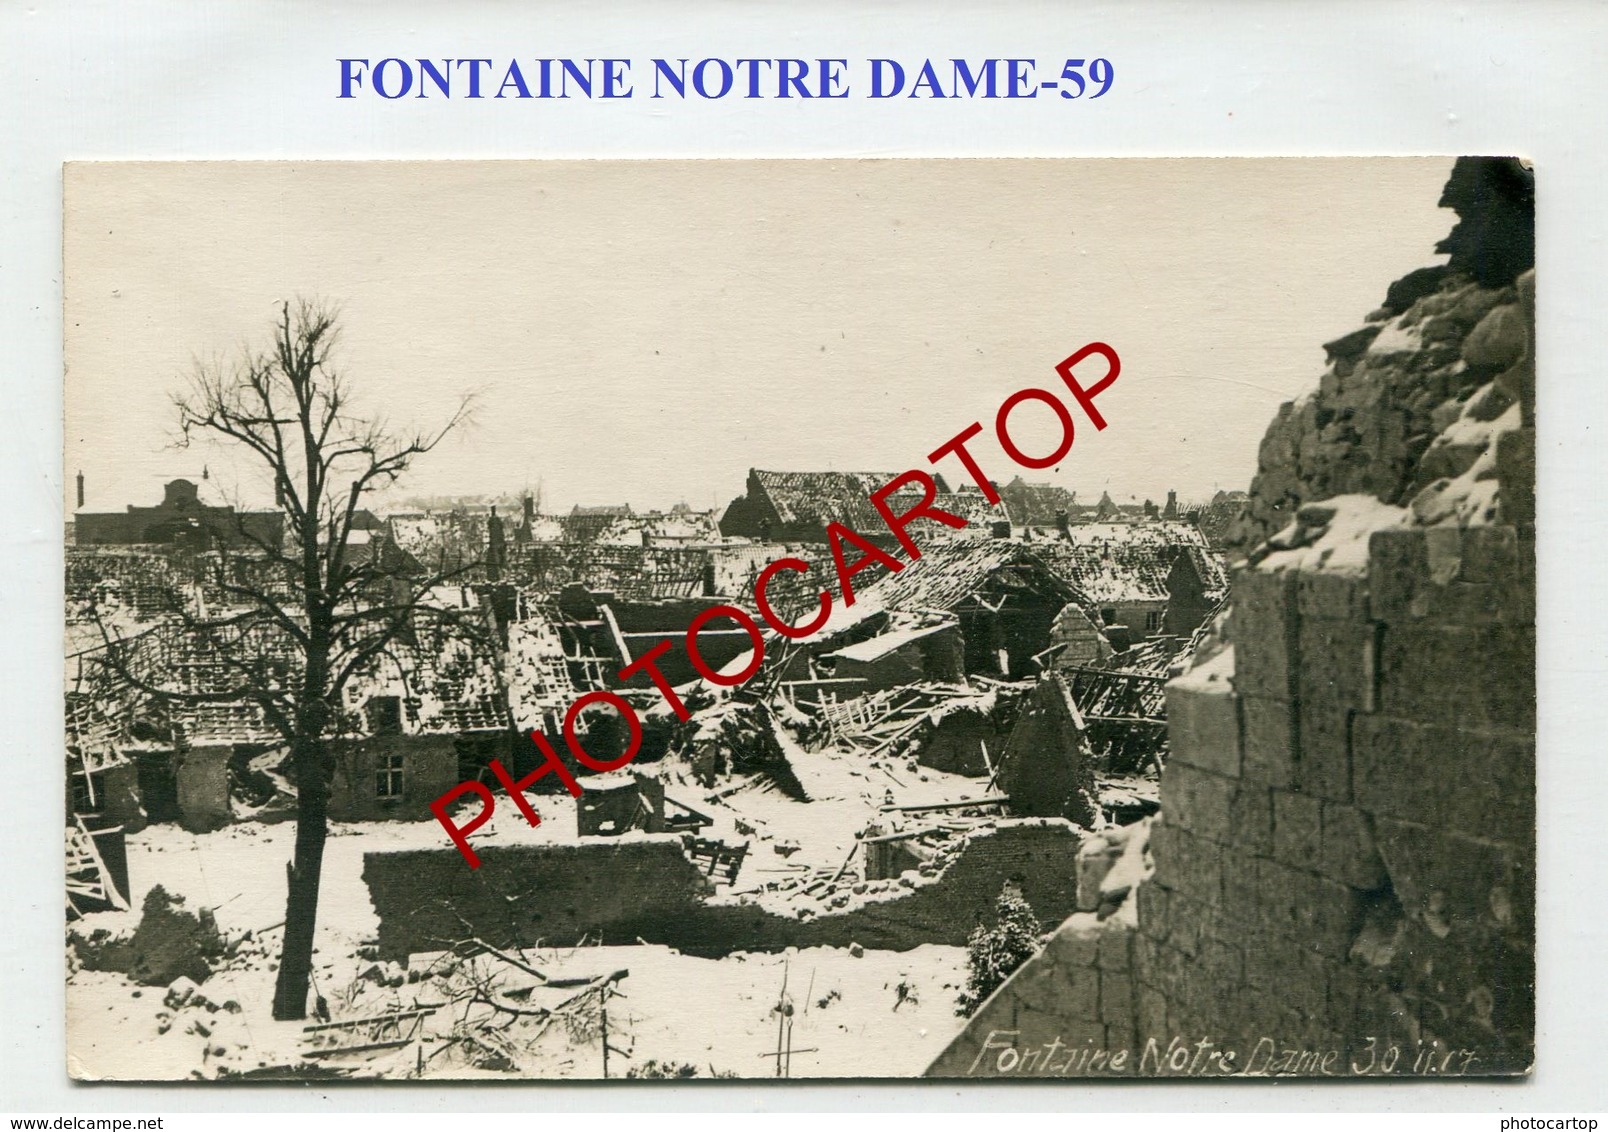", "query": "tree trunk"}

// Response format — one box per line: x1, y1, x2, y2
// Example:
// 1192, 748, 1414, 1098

272, 741, 329, 1021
